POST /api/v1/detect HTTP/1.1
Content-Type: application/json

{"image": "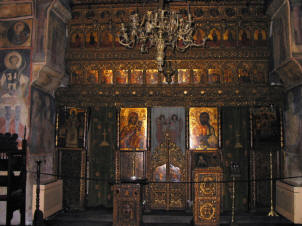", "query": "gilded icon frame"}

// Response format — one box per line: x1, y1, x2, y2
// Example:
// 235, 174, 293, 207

189, 107, 218, 151
119, 108, 147, 150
